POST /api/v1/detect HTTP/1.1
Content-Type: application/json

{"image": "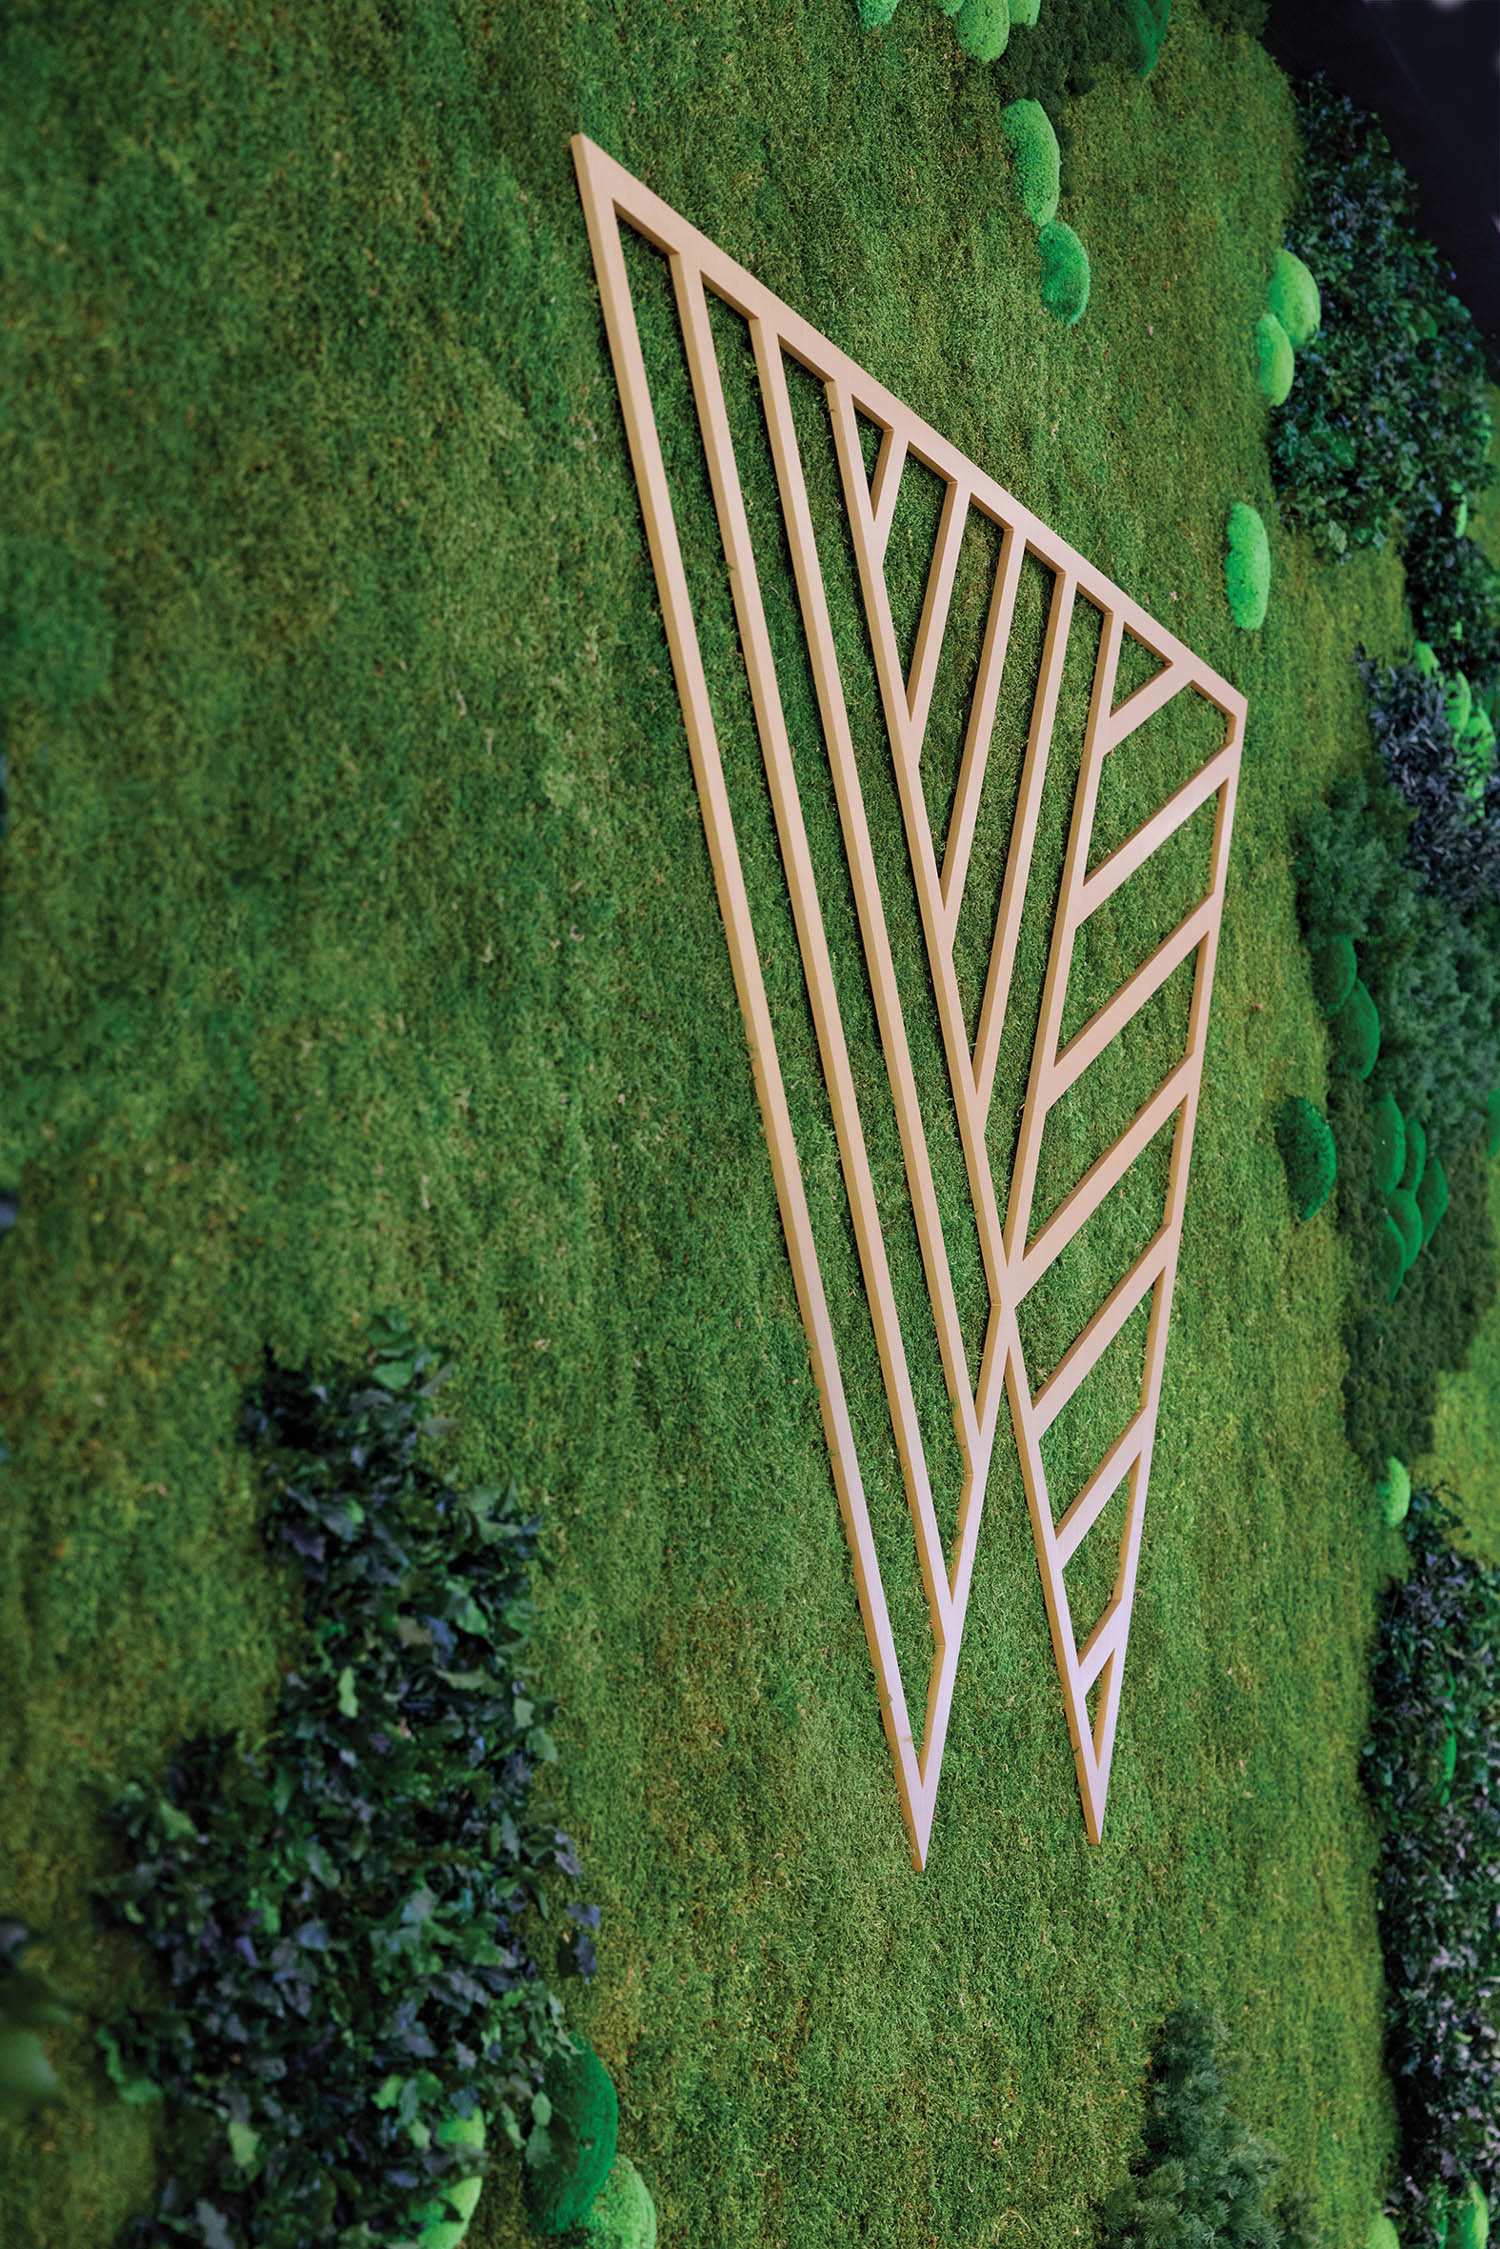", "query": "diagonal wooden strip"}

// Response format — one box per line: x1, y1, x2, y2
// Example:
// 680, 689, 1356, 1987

1078, 743, 1236, 926
1052, 1406, 1149, 1571
869, 422, 907, 565
1029, 1223, 1174, 1439
939, 517, 1027, 931
906, 473, 970, 740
